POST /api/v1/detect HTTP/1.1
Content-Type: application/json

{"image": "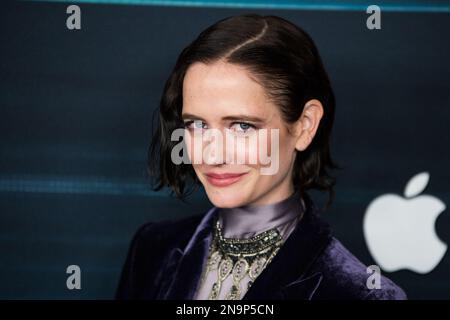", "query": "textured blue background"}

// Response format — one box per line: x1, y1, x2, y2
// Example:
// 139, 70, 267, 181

1, 0, 449, 299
